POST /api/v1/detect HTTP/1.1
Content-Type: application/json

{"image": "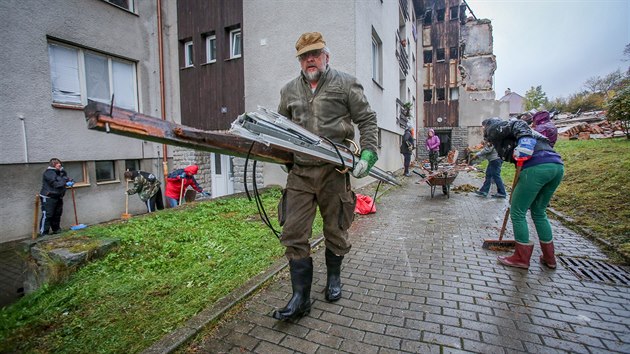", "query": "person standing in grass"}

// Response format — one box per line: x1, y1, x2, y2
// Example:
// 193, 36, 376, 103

273, 32, 378, 321
473, 141, 506, 198
482, 118, 564, 270
124, 170, 164, 213
165, 165, 210, 207
39, 158, 74, 236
